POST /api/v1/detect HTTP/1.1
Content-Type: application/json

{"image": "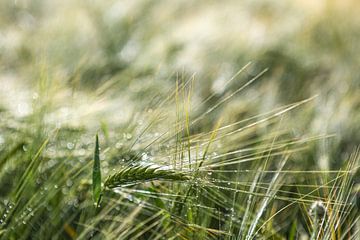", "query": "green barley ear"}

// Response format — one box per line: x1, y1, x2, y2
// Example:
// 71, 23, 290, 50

104, 165, 189, 189
92, 134, 102, 208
